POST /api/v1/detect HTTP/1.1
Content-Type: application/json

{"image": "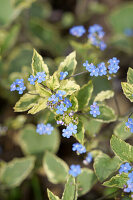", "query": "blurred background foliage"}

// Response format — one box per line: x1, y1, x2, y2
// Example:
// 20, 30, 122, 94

1, 0, 133, 199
